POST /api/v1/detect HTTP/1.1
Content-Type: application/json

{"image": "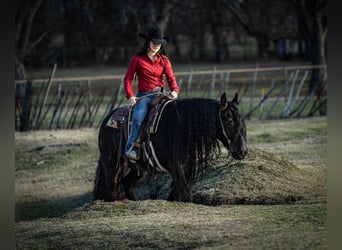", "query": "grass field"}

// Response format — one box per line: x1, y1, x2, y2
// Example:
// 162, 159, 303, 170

15, 116, 327, 249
